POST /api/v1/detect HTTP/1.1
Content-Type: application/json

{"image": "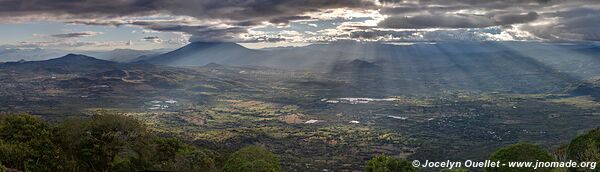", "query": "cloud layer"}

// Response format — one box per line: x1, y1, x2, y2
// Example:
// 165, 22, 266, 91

0, 0, 599, 43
